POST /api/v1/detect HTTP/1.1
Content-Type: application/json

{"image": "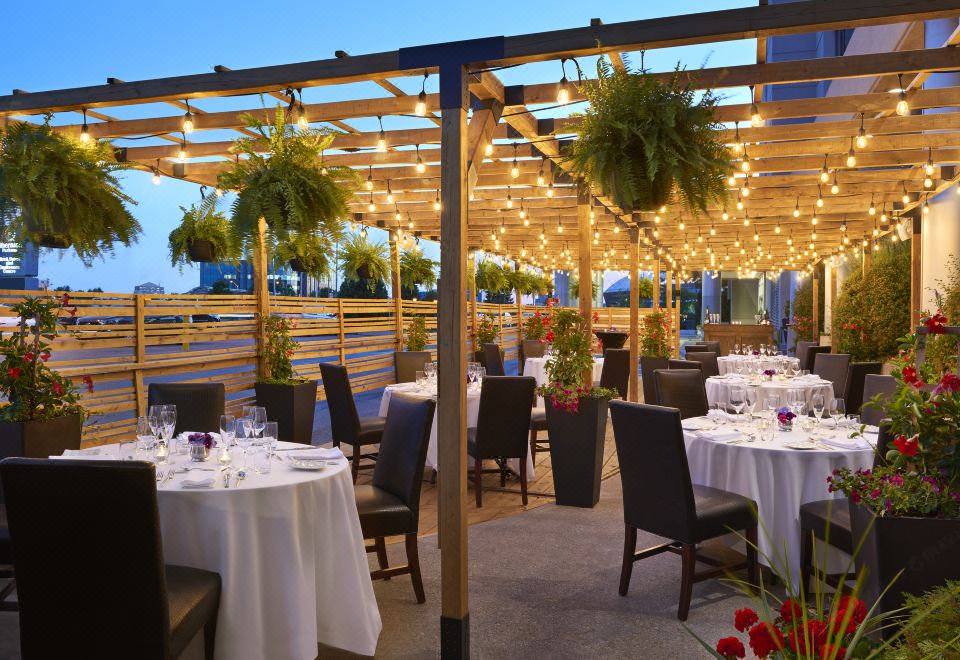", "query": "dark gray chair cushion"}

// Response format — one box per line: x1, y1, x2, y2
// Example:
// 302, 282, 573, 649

813, 353, 852, 399
654, 370, 708, 419
147, 383, 225, 436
